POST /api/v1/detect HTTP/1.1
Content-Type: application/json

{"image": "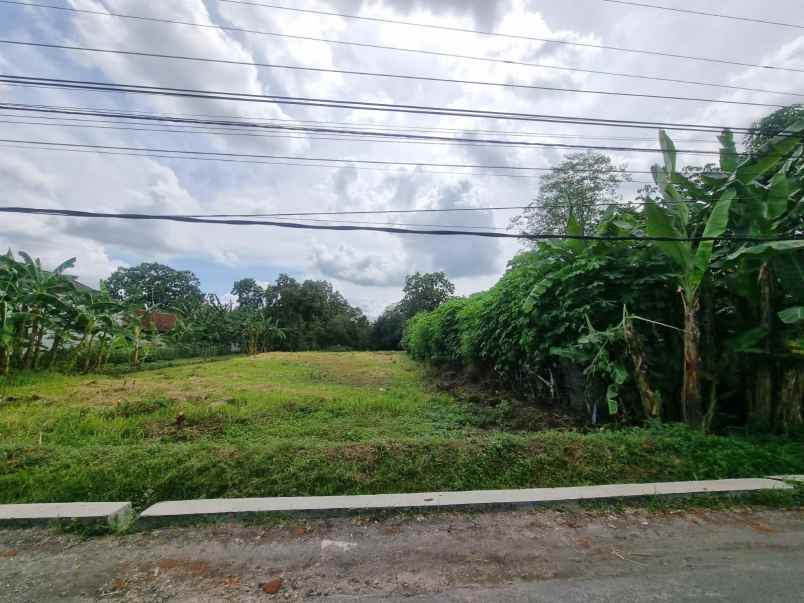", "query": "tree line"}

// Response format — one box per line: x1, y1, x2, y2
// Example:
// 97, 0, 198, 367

0, 248, 454, 375
404, 106, 804, 433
